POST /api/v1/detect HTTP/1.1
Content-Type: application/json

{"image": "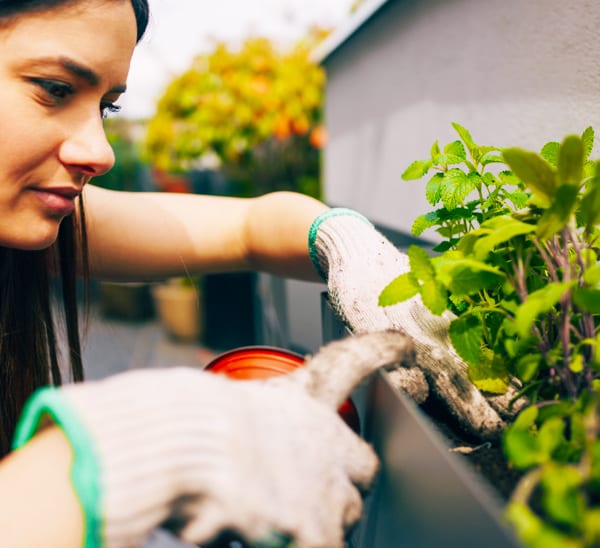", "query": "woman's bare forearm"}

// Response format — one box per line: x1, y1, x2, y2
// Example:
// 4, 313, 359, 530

0, 427, 83, 548
83, 186, 328, 282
